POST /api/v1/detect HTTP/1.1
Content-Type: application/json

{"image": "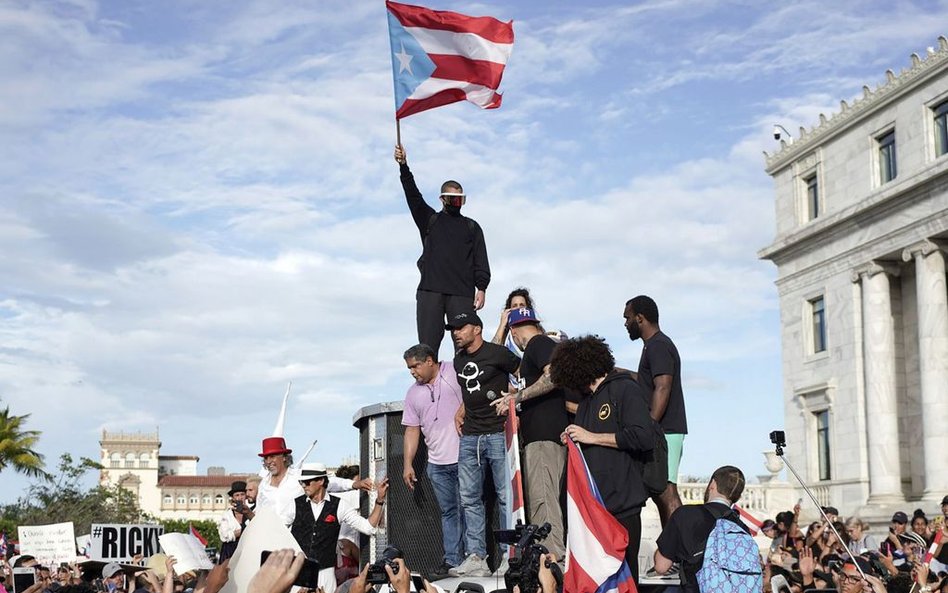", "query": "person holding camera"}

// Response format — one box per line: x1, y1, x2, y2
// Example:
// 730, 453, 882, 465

288, 463, 390, 593
217, 481, 251, 562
